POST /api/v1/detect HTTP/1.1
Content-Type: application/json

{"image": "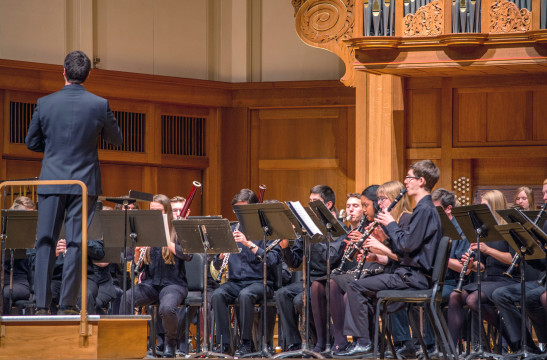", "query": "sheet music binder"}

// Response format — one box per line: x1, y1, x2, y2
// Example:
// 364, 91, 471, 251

308, 199, 347, 237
